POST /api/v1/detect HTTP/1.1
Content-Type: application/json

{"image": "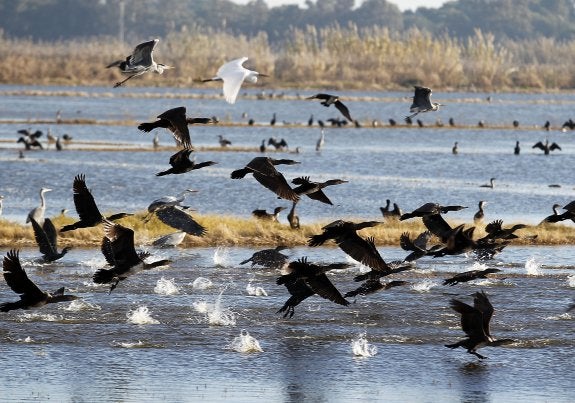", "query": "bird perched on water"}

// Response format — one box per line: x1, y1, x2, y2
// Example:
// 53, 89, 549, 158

0, 250, 79, 312
240, 245, 289, 270
405, 86, 442, 121
532, 139, 561, 155
231, 157, 300, 202
480, 178, 496, 188
30, 218, 72, 262
93, 220, 172, 292
107, 39, 173, 88
309, 220, 391, 274
252, 206, 286, 222
202, 57, 268, 104
514, 141, 520, 155
474, 201, 487, 224
26, 187, 52, 225
218, 135, 232, 147
452, 142, 458, 155
276, 257, 350, 318
137, 106, 215, 149
443, 268, 502, 286
306, 93, 353, 122
156, 148, 217, 176
291, 176, 348, 205
445, 290, 513, 359
60, 174, 132, 232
